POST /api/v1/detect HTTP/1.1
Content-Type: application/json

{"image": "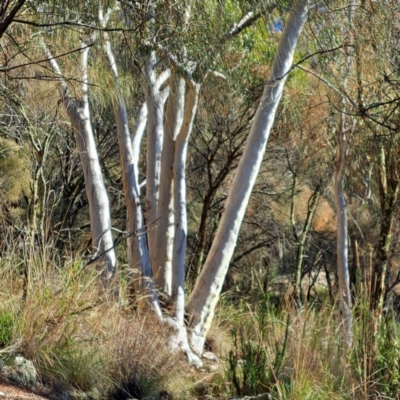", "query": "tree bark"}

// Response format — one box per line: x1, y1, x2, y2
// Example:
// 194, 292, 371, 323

334, 102, 353, 349
154, 72, 186, 294
186, 0, 309, 355
42, 42, 117, 283
0, 0, 26, 39
132, 101, 147, 176
145, 52, 168, 279
100, 23, 161, 314
173, 80, 200, 324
